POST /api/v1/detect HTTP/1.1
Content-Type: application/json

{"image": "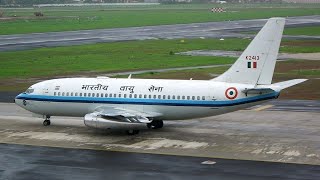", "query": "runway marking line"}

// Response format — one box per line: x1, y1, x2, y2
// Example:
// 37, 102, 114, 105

253, 105, 274, 111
